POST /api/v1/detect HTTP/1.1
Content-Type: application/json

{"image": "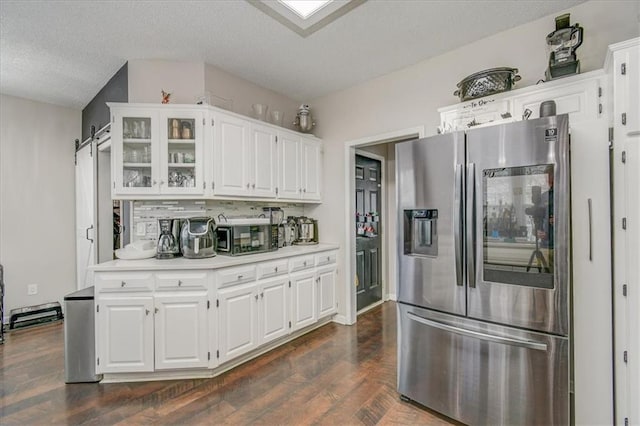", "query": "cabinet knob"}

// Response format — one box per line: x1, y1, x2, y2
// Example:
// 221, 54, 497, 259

303, 261, 307, 267
255, 294, 259, 300
327, 256, 330, 262
252, 183, 255, 189
261, 292, 264, 299
160, 180, 165, 186
155, 307, 159, 314
153, 180, 158, 186
274, 266, 278, 272
121, 281, 126, 287
178, 280, 182, 287
238, 274, 243, 280
145, 309, 150, 315
303, 188, 306, 193
246, 183, 250, 189
299, 188, 302, 193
